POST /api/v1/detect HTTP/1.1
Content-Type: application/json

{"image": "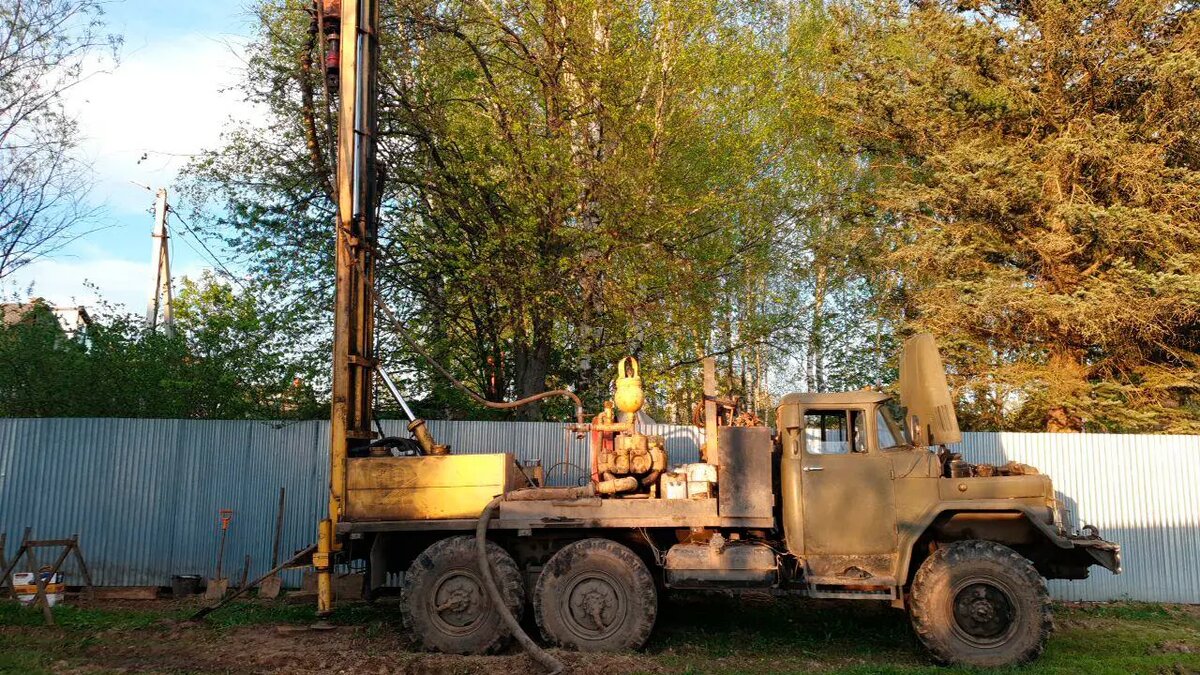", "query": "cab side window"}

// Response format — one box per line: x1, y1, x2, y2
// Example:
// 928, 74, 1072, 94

850, 409, 868, 453
804, 411, 848, 454
804, 410, 868, 455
